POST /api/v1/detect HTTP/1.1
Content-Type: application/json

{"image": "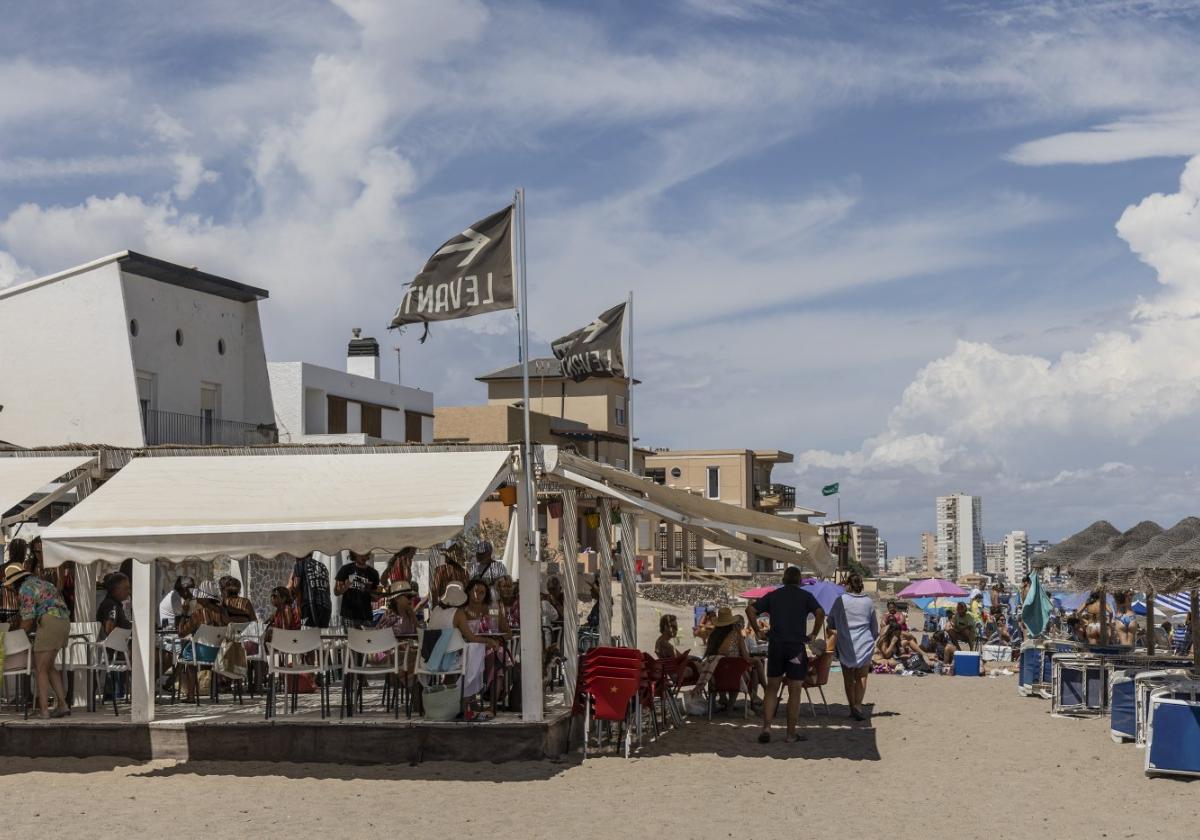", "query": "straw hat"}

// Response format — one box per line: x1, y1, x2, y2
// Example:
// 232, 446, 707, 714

441, 582, 467, 607
386, 579, 416, 598
3, 561, 30, 588
713, 606, 737, 627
